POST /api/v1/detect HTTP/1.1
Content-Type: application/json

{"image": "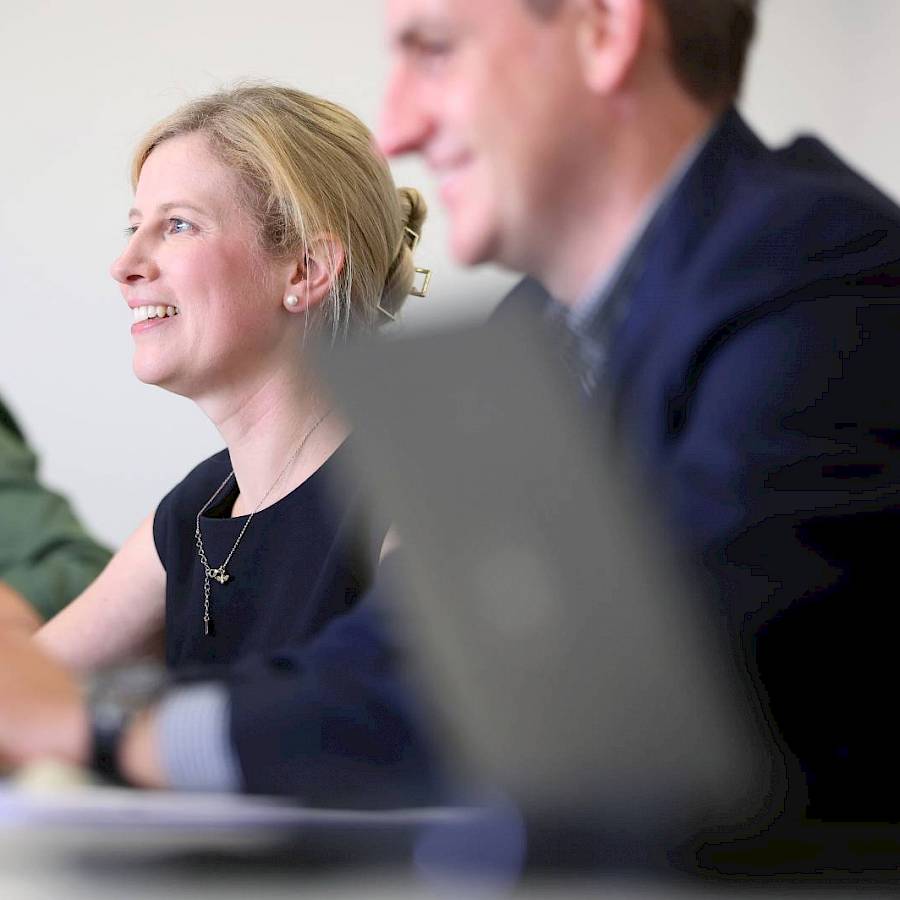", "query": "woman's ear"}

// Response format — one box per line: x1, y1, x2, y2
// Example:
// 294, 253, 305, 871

574, 0, 646, 96
282, 234, 346, 314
